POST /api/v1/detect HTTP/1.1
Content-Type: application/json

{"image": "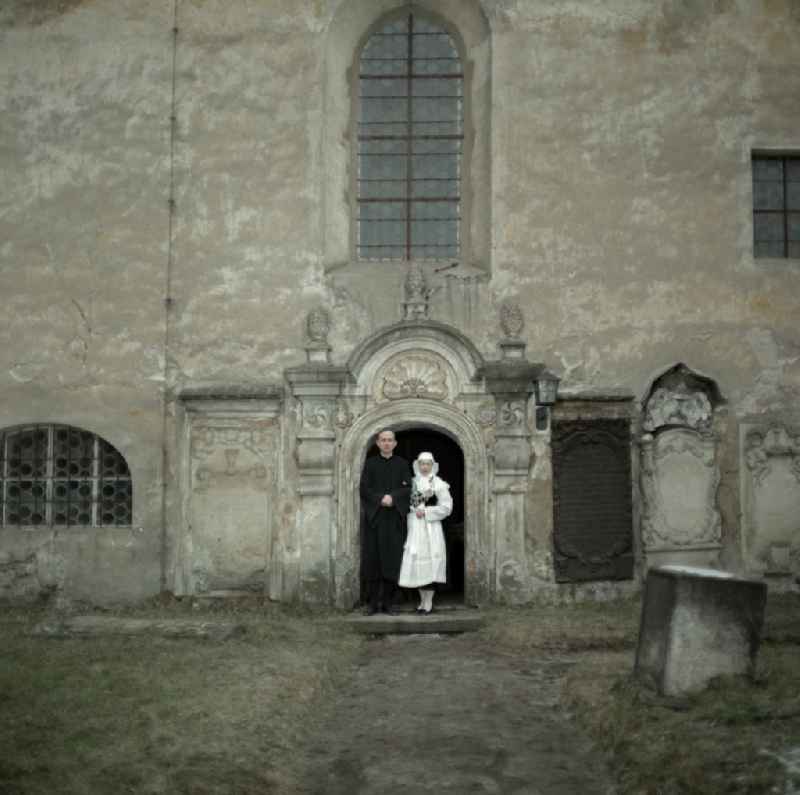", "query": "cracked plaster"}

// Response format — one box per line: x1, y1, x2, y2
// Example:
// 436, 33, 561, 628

1, 0, 799, 604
